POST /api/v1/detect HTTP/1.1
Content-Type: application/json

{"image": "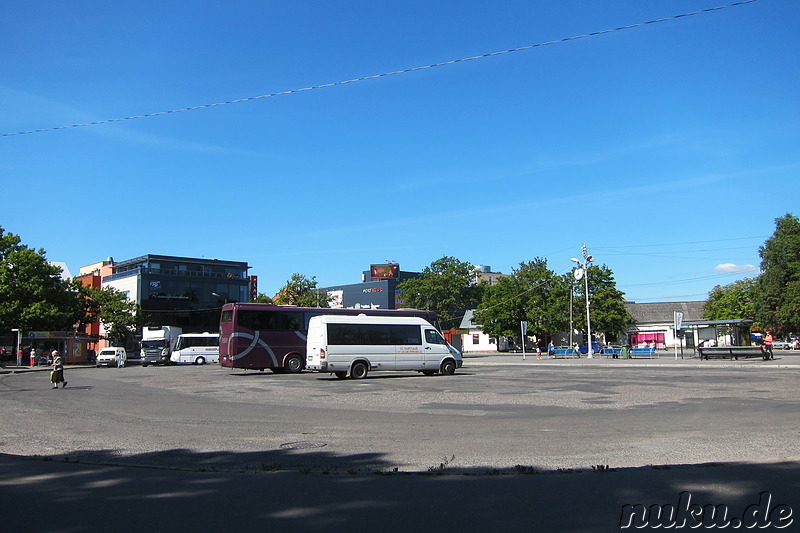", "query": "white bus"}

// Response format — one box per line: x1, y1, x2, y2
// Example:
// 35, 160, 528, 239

306, 315, 462, 379
170, 333, 219, 365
